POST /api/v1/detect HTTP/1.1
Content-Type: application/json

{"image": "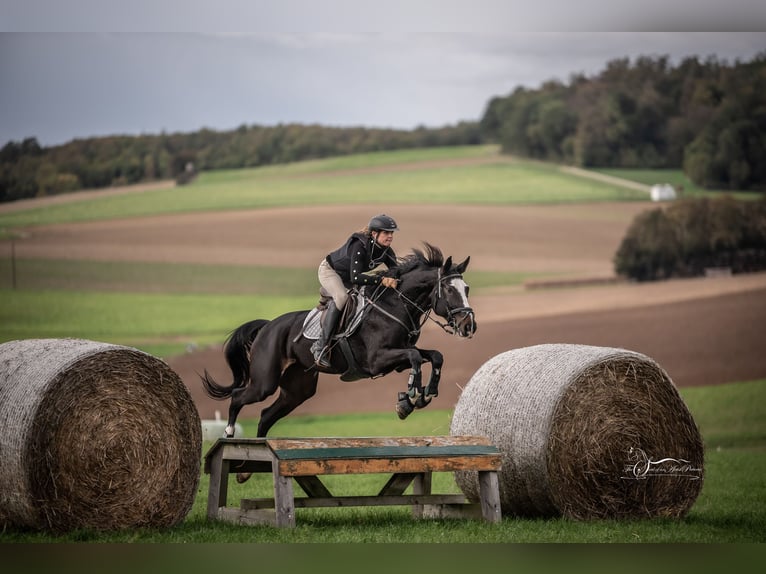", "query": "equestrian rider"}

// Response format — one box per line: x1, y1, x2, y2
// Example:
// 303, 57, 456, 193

312, 214, 400, 367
